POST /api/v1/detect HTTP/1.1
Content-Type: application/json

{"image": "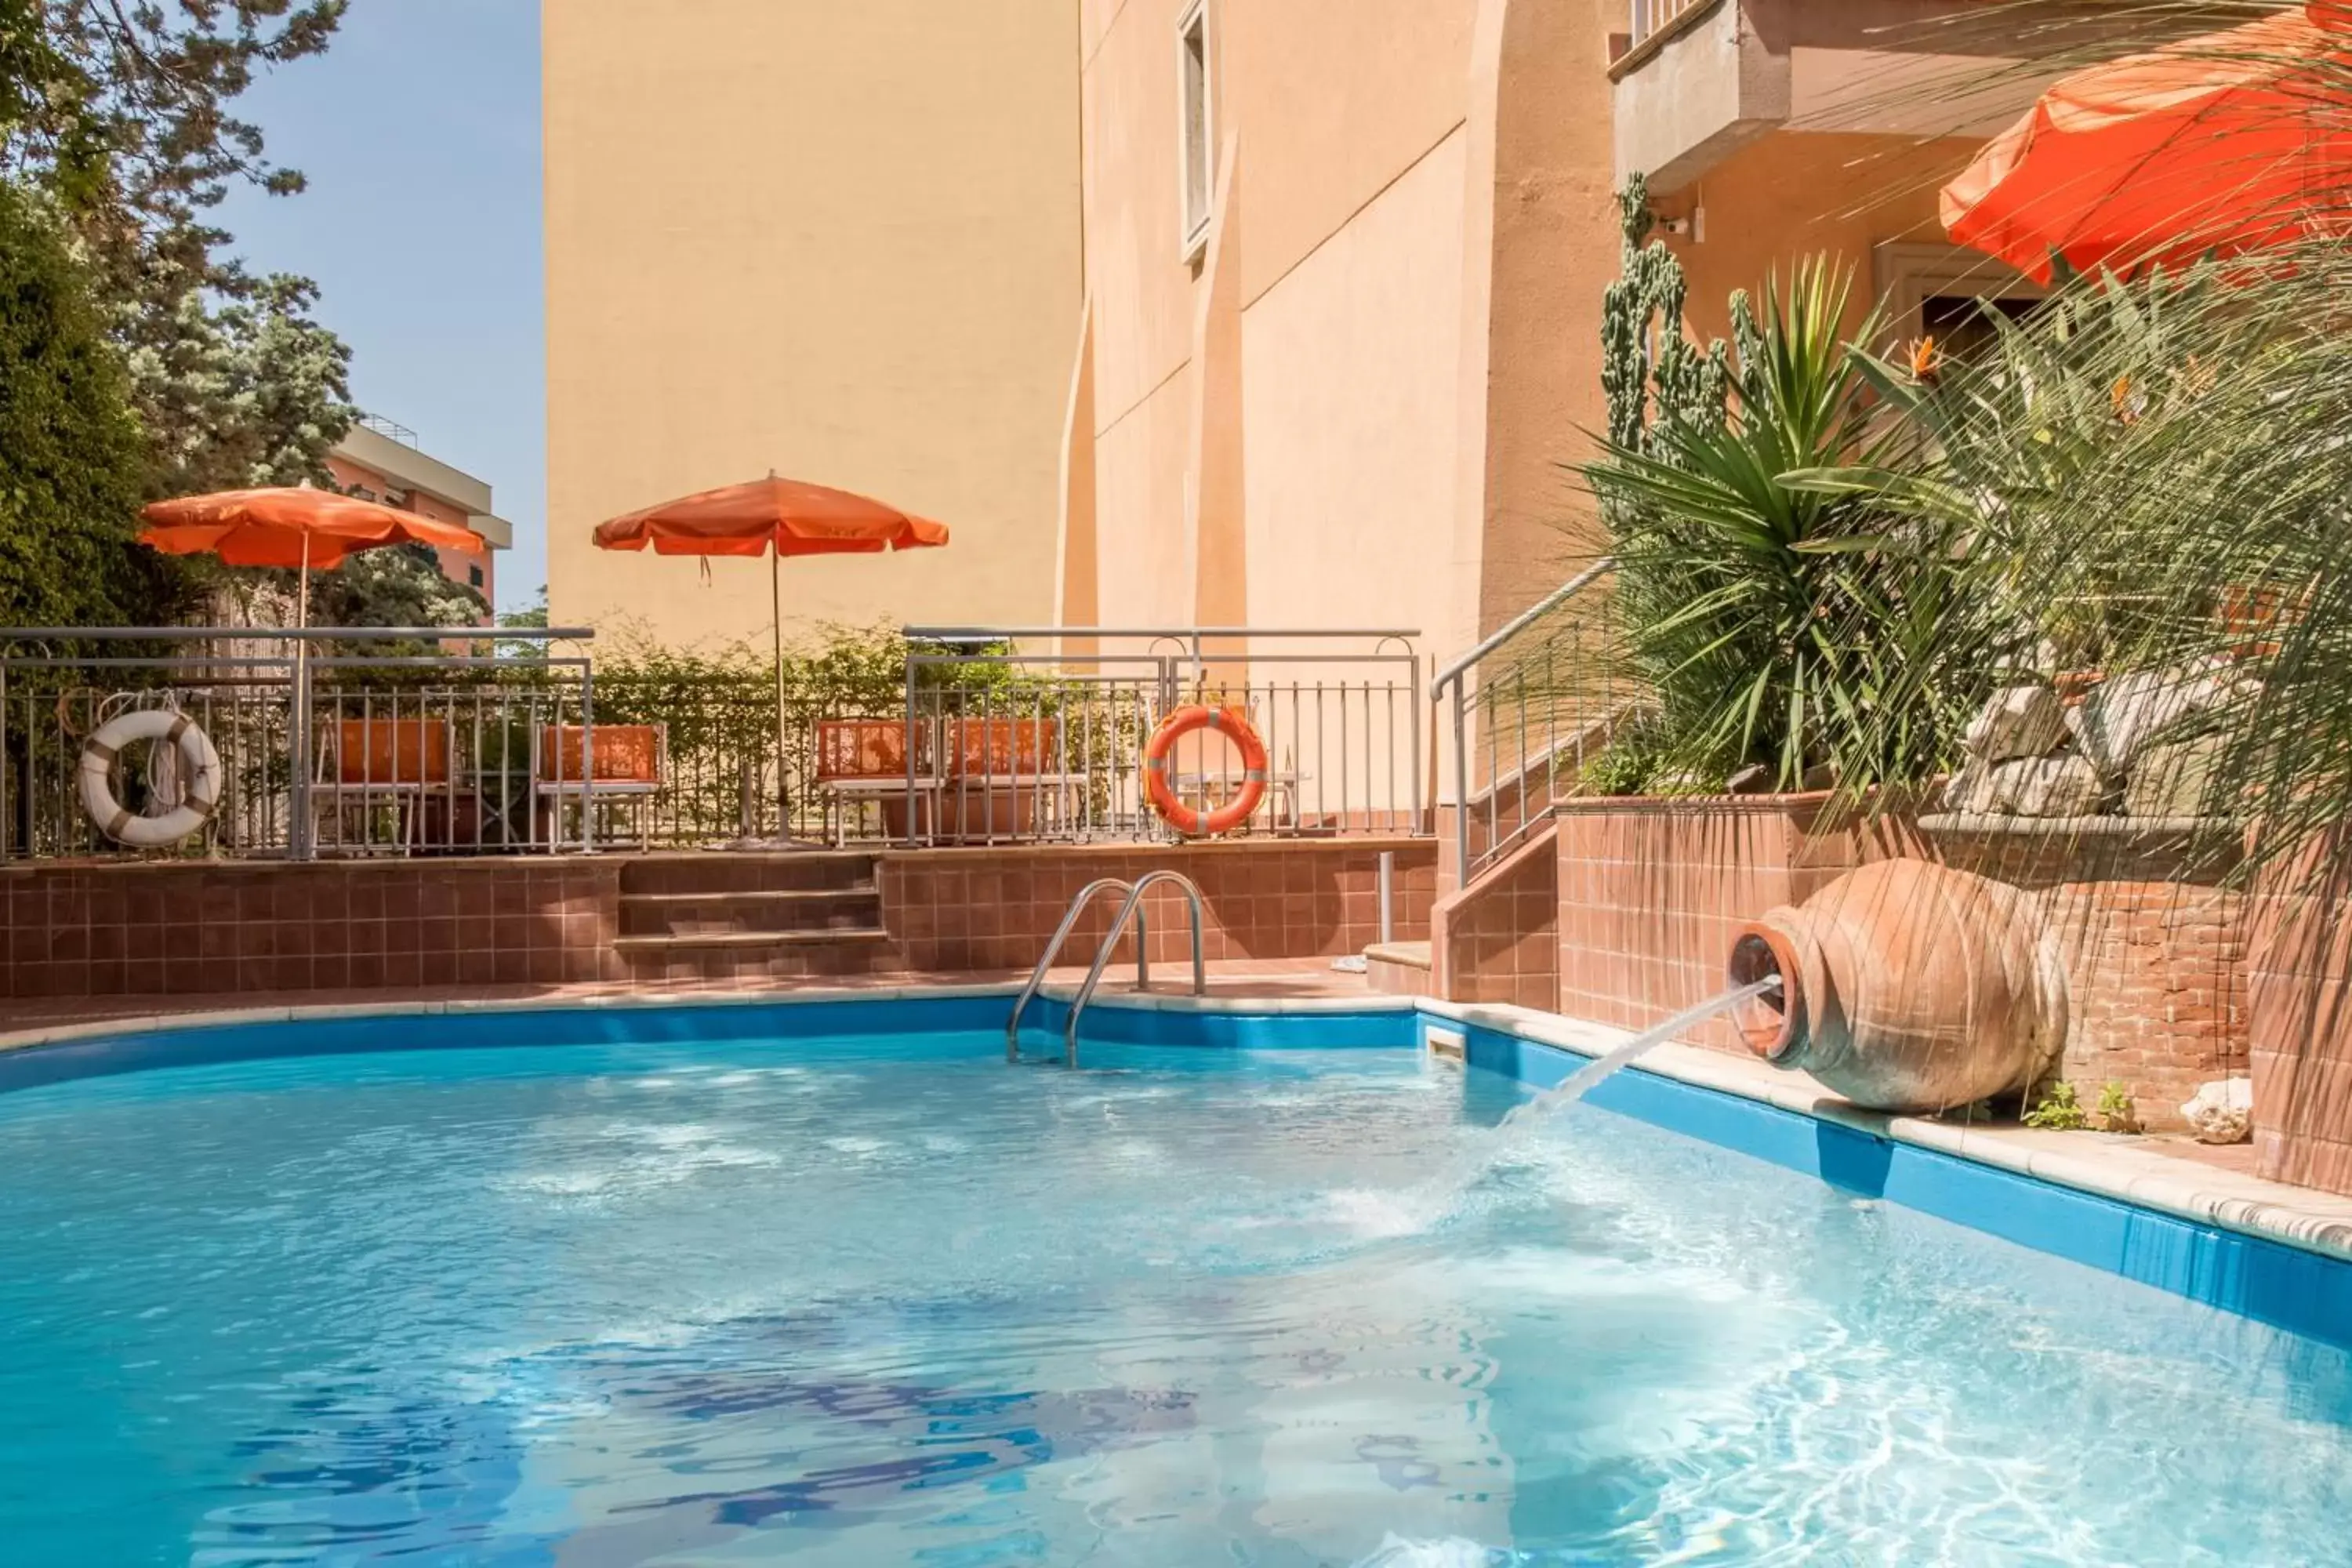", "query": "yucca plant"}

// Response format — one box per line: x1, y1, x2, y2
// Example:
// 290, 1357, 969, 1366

1584, 258, 1993, 791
